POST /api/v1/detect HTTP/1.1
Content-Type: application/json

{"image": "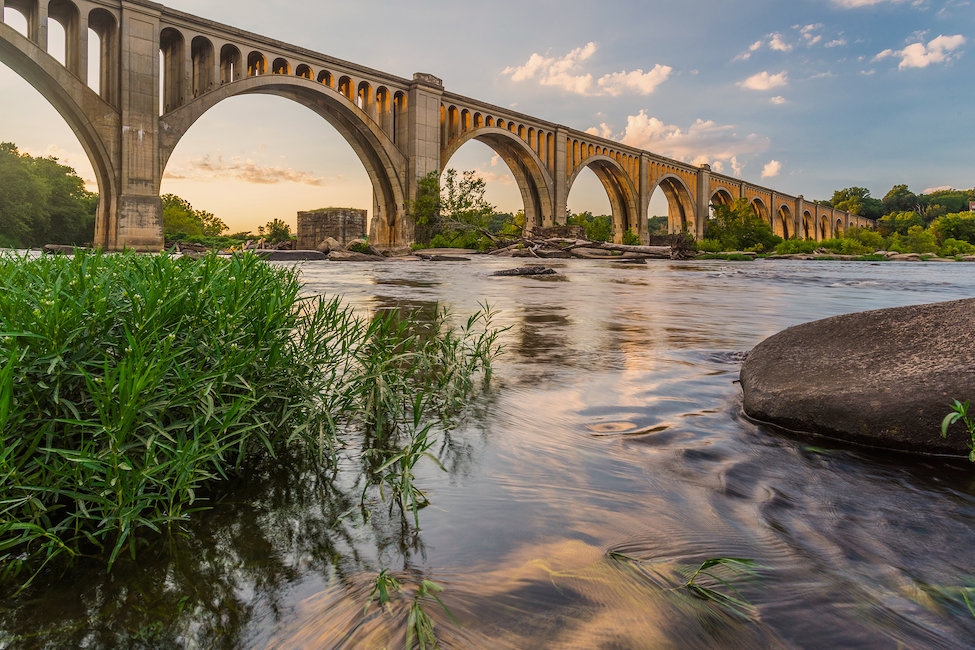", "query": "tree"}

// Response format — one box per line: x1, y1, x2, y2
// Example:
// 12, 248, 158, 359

705, 198, 782, 252
162, 193, 227, 239
882, 184, 920, 215
827, 187, 883, 220
0, 142, 95, 248
877, 211, 924, 236
258, 218, 291, 242
407, 168, 498, 245
931, 212, 975, 245
567, 211, 612, 241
